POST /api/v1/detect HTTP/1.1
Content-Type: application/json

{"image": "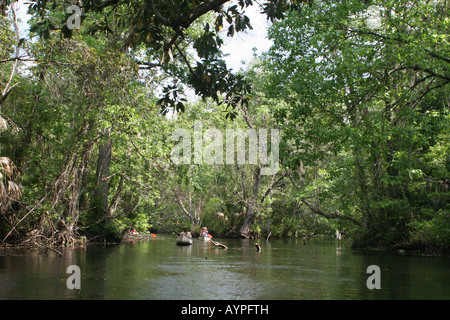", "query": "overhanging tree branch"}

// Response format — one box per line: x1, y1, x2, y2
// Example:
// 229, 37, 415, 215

287, 170, 362, 227
300, 198, 363, 227
1, 2, 20, 106
149, 0, 171, 26
409, 65, 450, 82
184, 0, 230, 28
261, 170, 289, 203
